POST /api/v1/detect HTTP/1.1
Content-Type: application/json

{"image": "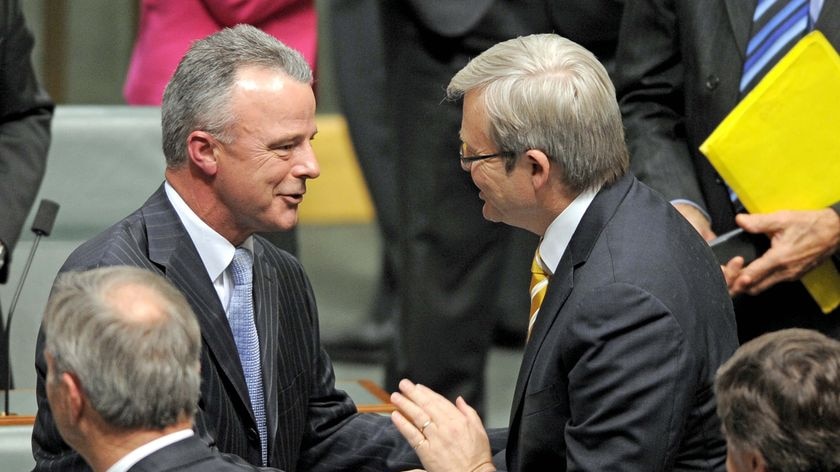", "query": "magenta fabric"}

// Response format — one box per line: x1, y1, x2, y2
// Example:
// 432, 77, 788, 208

124, 0, 317, 105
